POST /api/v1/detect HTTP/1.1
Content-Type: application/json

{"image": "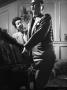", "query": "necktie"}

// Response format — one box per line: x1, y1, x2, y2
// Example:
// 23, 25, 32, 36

29, 18, 35, 38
